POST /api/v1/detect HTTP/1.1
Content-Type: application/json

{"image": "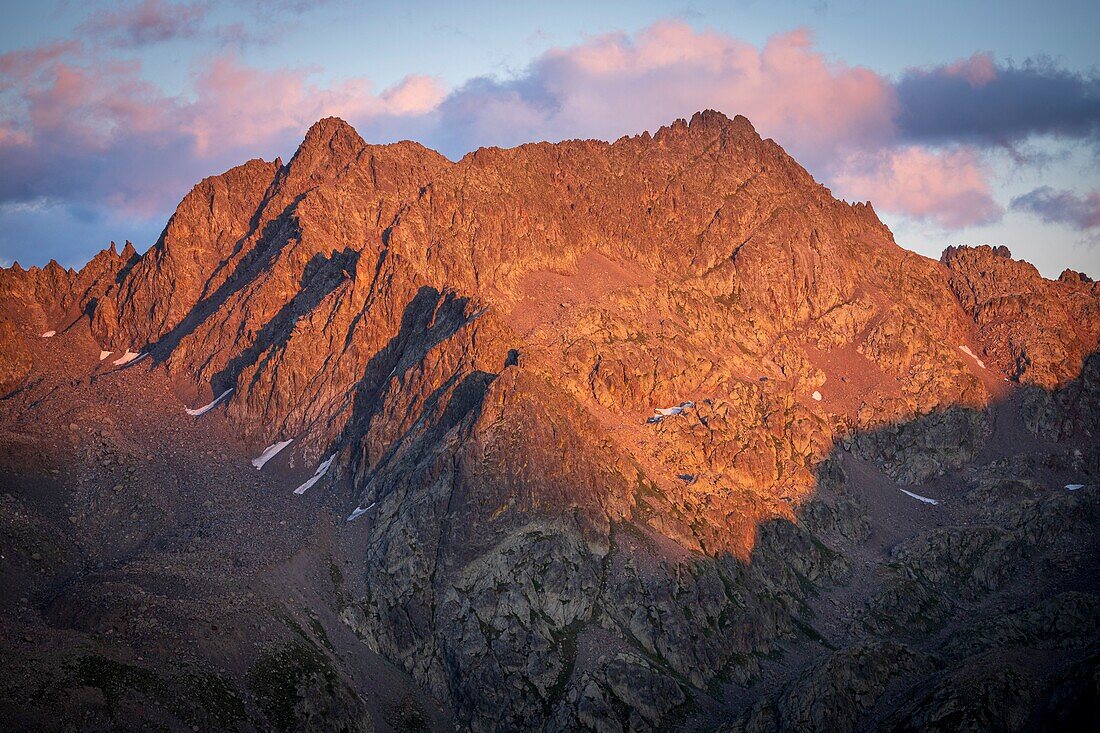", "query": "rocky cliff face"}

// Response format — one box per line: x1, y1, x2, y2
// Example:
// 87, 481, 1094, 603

2, 111, 1097, 732
942, 244, 1099, 387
